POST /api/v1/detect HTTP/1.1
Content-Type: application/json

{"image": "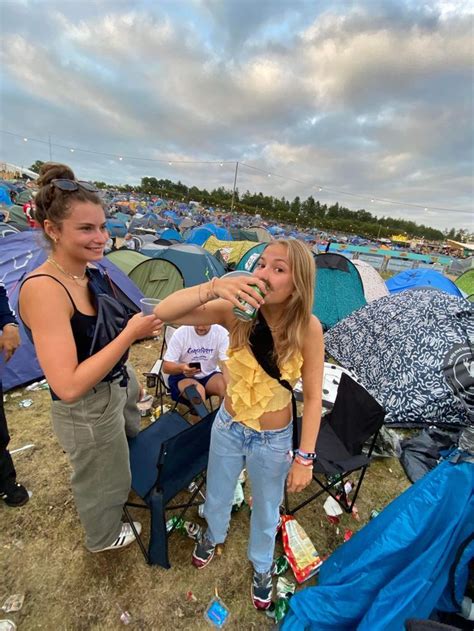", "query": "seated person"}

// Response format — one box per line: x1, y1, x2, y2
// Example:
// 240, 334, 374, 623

162, 324, 228, 406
